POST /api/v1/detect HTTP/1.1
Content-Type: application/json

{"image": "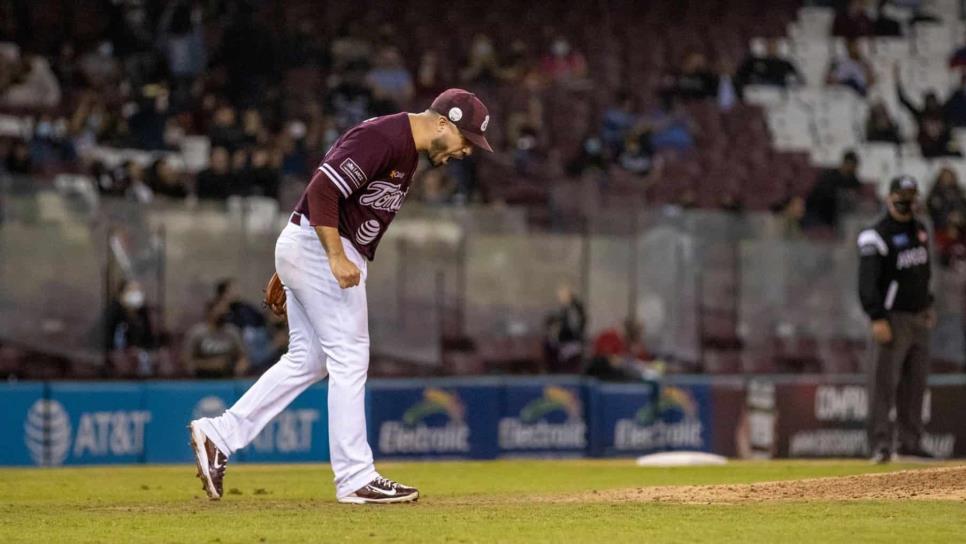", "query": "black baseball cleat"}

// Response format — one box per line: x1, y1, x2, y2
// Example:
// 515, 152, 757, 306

870, 448, 893, 464
189, 421, 228, 500
337, 476, 419, 504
